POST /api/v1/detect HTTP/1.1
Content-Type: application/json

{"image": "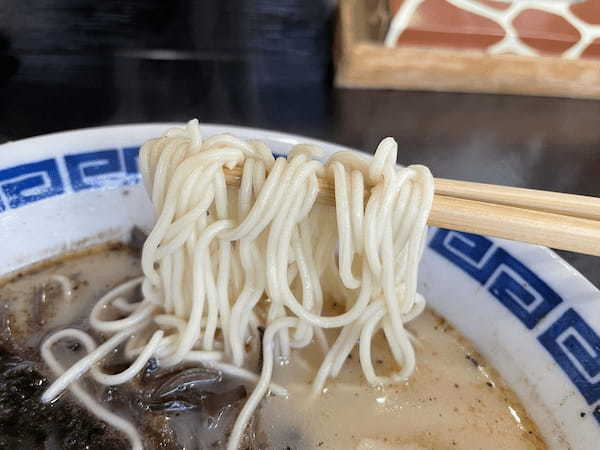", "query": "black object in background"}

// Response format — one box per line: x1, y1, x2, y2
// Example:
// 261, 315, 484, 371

0, 0, 599, 286
0, 0, 334, 138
